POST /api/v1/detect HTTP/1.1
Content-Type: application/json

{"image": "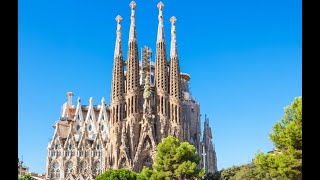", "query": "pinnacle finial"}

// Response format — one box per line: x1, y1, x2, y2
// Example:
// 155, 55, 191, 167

67, 92, 74, 96
114, 15, 122, 57
170, 16, 178, 58
67, 92, 74, 105
170, 16, 177, 24
101, 97, 105, 104
89, 97, 93, 105
115, 15, 122, 24
128, 1, 136, 43
130, 1, 136, 10
156, 1, 165, 43
157, 1, 164, 10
